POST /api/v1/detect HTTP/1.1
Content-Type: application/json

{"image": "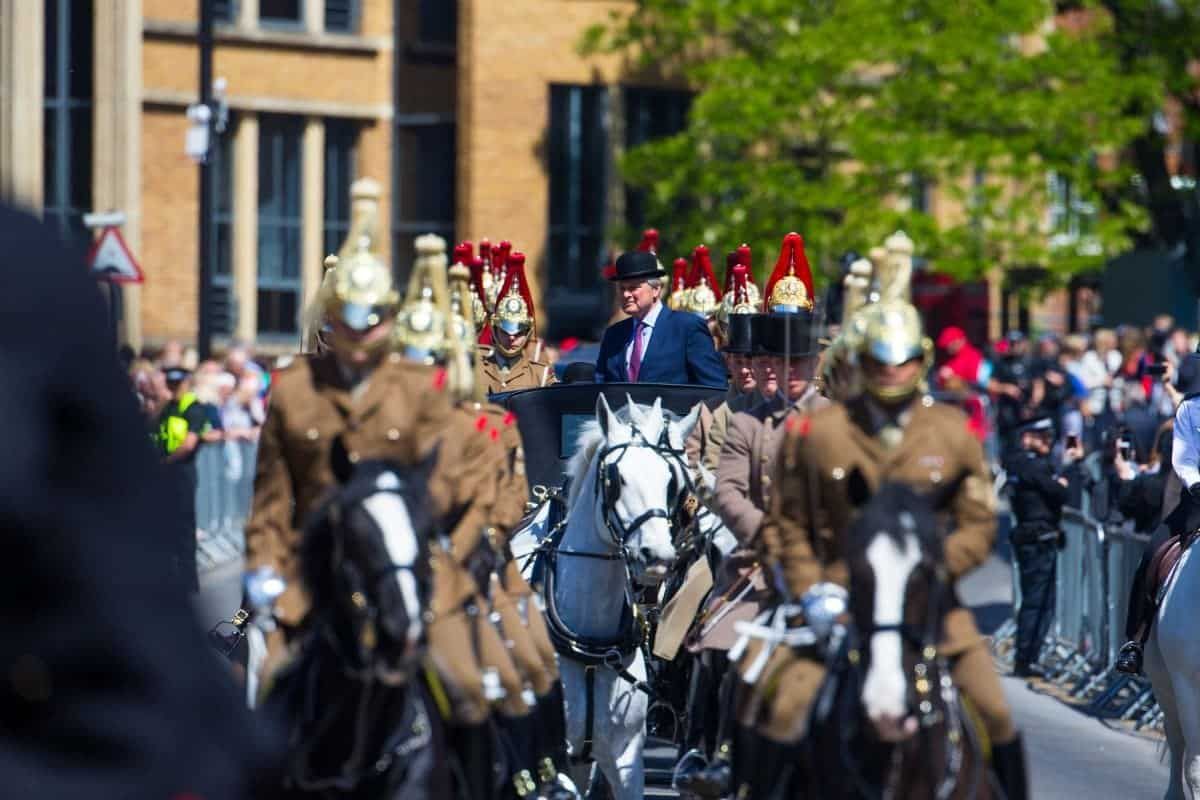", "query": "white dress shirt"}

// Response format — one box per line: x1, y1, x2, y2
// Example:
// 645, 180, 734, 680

1173, 396, 1200, 490
625, 300, 664, 378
